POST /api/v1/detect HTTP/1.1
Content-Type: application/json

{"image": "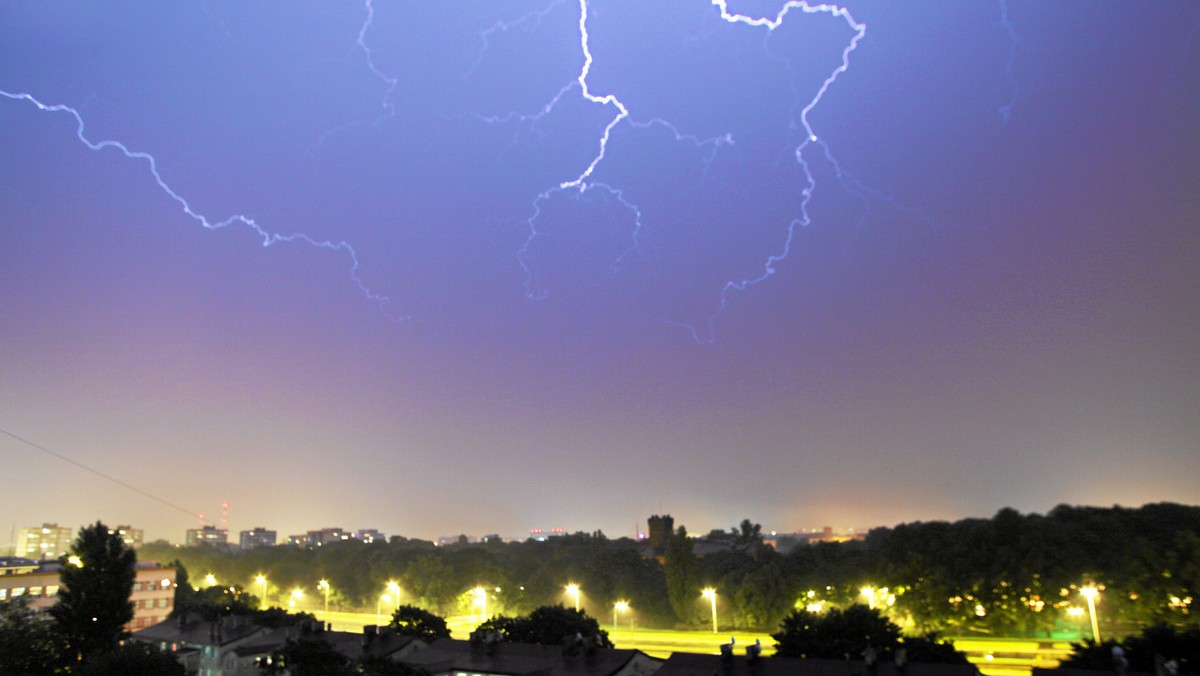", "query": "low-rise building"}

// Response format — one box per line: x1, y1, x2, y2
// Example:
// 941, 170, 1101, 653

398, 637, 660, 676
656, 653, 981, 676
0, 558, 175, 631
132, 613, 270, 675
